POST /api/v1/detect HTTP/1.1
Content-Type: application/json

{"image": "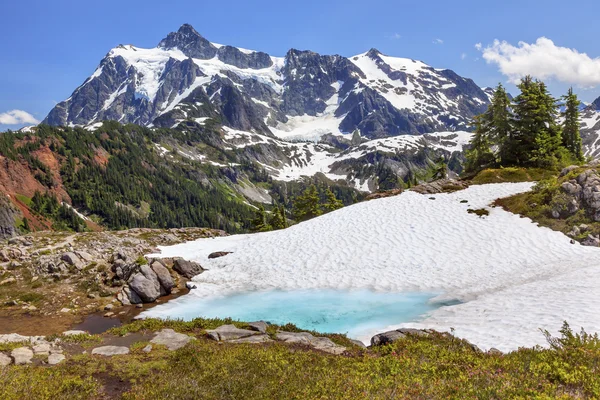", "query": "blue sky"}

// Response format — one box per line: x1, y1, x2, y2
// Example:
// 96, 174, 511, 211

2, 0, 600, 130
